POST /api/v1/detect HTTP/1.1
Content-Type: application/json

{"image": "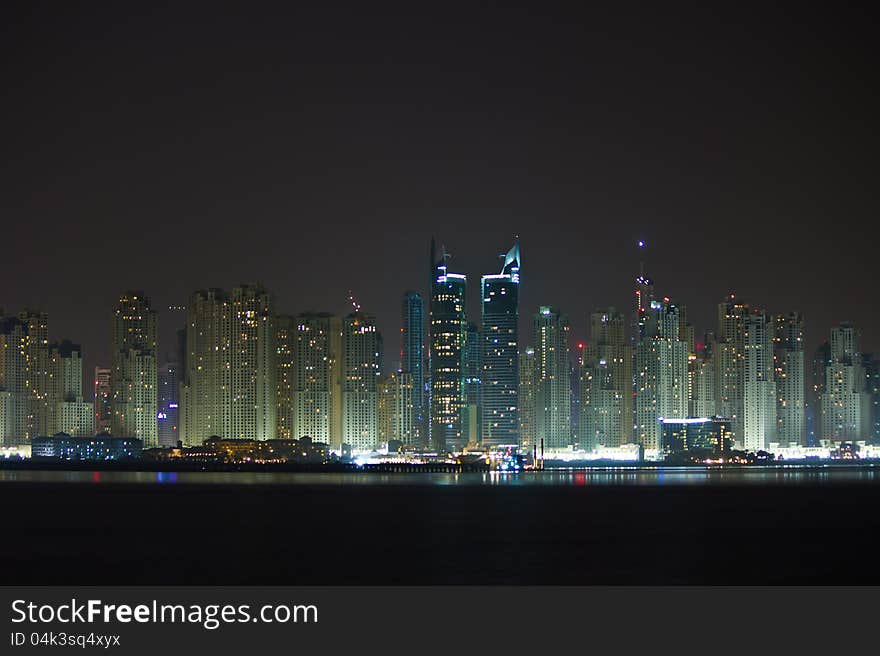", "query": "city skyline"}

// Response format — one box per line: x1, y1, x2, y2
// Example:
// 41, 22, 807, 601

4, 234, 879, 453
